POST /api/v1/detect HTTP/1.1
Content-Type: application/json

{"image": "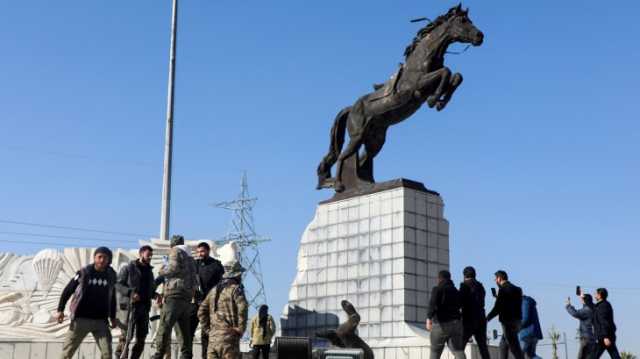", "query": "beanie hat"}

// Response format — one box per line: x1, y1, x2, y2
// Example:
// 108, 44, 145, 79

94, 246, 113, 263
